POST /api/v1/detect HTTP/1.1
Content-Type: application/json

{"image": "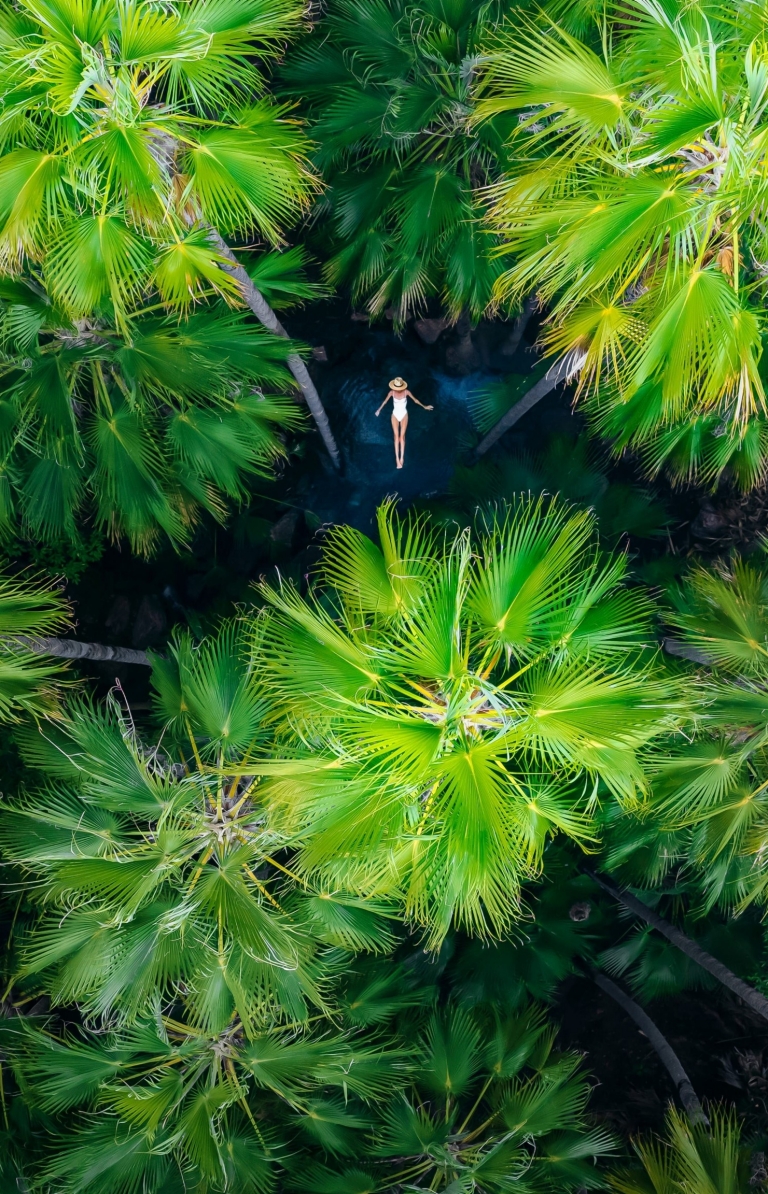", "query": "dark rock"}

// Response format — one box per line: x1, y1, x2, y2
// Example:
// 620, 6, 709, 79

105, 594, 131, 636
311, 345, 328, 362
413, 316, 450, 345
131, 595, 167, 648
445, 334, 481, 374
350, 311, 369, 322
691, 503, 728, 537
270, 510, 299, 545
